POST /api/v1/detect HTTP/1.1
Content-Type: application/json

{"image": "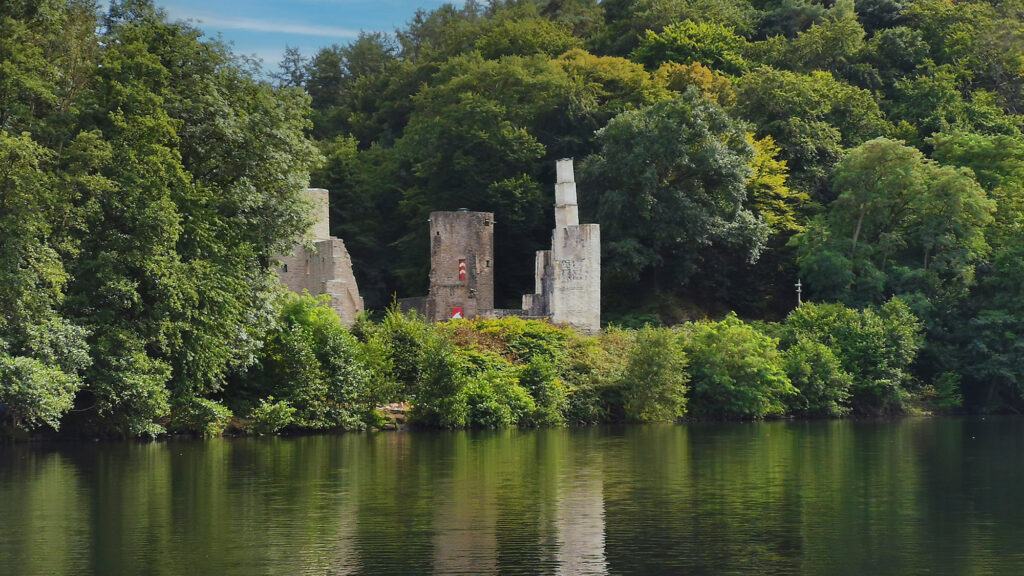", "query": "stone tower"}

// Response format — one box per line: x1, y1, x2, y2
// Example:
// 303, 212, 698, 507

523, 159, 601, 333
277, 188, 364, 325
423, 210, 495, 321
